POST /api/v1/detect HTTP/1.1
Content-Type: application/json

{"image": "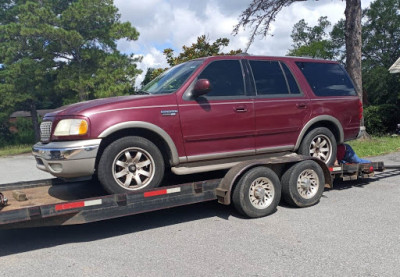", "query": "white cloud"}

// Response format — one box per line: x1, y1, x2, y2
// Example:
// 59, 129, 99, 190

134, 47, 169, 86
114, 0, 374, 87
